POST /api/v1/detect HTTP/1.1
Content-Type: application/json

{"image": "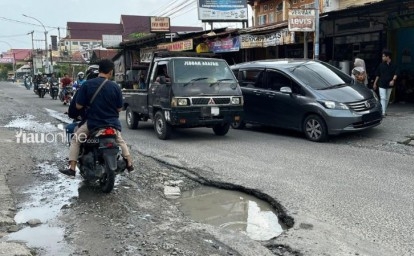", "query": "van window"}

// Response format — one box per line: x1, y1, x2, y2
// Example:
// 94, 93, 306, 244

240, 69, 264, 88
290, 63, 347, 89
266, 70, 291, 91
